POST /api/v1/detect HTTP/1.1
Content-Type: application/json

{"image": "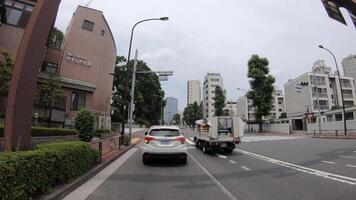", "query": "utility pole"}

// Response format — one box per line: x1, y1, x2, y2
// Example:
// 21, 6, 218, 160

127, 49, 138, 145
312, 71, 322, 134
